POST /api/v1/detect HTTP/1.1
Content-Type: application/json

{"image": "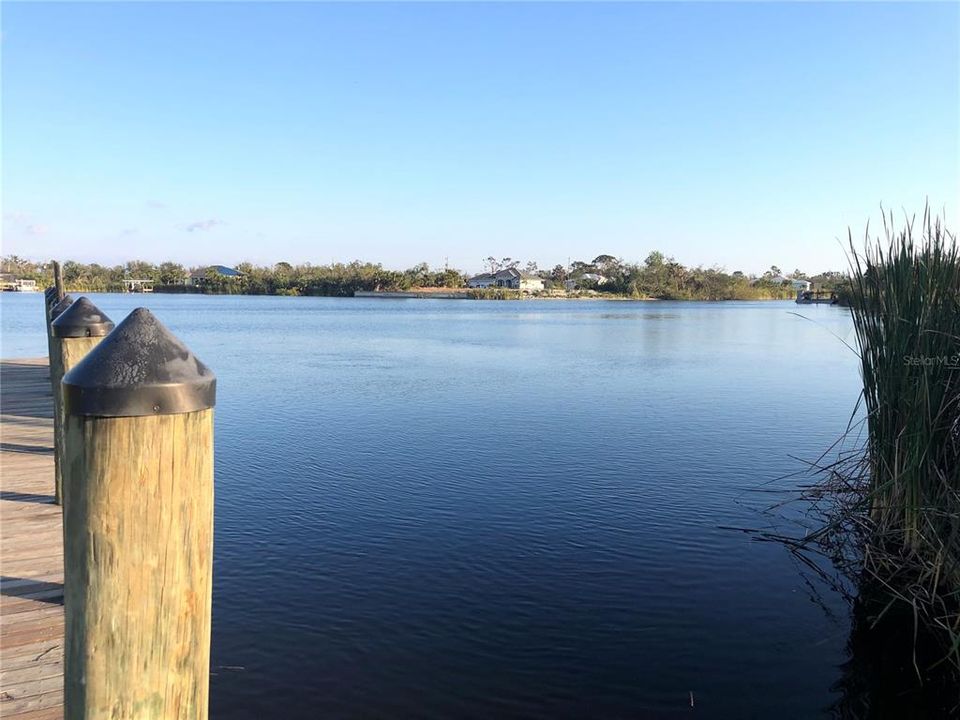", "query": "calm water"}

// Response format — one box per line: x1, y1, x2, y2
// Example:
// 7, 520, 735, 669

2, 294, 862, 719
